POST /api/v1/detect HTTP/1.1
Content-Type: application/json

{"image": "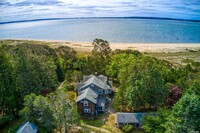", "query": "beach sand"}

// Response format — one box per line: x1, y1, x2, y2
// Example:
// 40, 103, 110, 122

2, 39, 200, 53
60, 42, 200, 53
